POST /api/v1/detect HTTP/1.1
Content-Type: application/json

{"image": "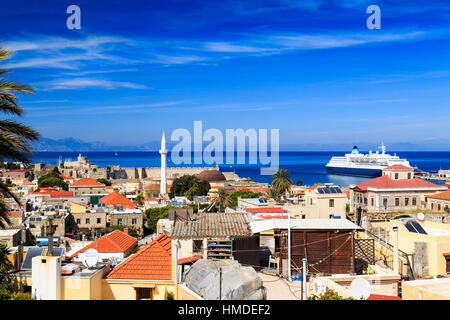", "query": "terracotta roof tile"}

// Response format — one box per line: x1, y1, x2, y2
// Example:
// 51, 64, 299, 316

384, 164, 413, 171
355, 175, 444, 191
70, 178, 104, 187
428, 190, 450, 200
68, 230, 137, 259
100, 192, 136, 209
106, 234, 172, 280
